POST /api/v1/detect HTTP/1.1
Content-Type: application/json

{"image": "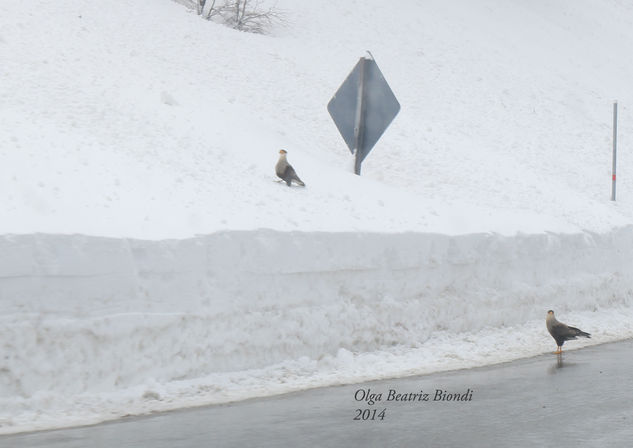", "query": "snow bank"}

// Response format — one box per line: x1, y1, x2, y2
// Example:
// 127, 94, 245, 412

2, 227, 633, 433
